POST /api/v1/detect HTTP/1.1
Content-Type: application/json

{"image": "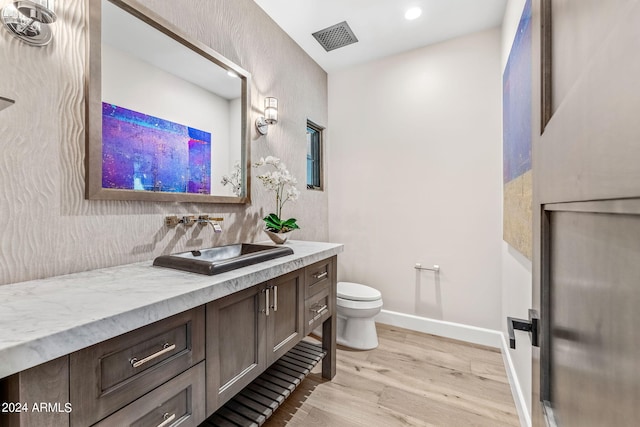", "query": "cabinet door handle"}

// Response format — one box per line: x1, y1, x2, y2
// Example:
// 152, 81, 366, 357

312, 304, 328, 314
157, 412, 176, 427
130, 343, 176, 368
309, 304, 328, 325
314, 271, 328, 280
273, 285, 278, 312
264, 287, 270, 316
